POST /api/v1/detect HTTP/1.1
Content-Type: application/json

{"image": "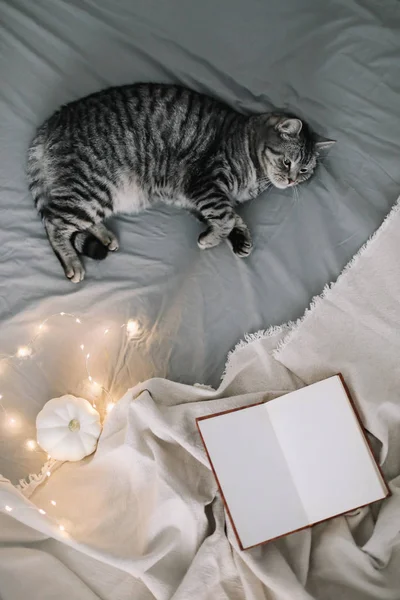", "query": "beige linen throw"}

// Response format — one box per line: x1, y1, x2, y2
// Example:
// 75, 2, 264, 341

1, 198, 400, 599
